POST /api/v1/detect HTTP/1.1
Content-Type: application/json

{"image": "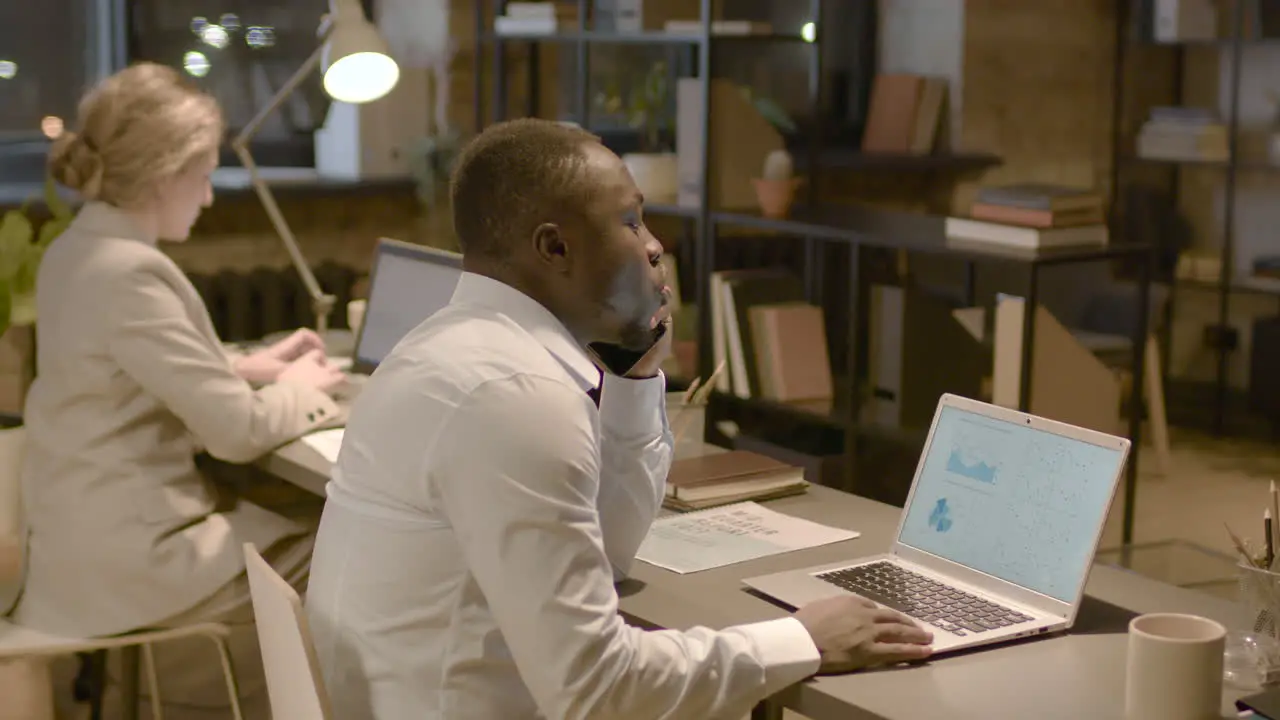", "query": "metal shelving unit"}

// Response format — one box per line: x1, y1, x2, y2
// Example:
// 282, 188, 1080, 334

1111, 0, 1280, 435
464, 3, 1171, 538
